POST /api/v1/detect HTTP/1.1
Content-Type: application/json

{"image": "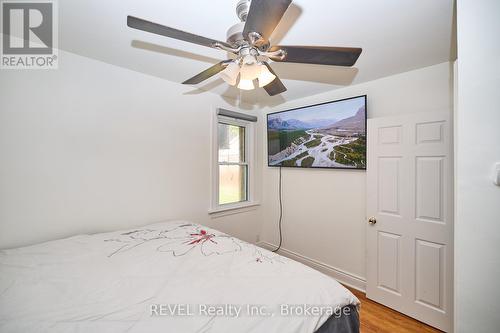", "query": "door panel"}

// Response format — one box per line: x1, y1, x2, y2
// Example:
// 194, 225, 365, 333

366, 111, 453, 332
378, 157, 401, 215
378, 126, 402, 145
415, 156, 444, 223
377, 231, 402, 294
416, 121, 444, 144
415, 239, 445, 310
